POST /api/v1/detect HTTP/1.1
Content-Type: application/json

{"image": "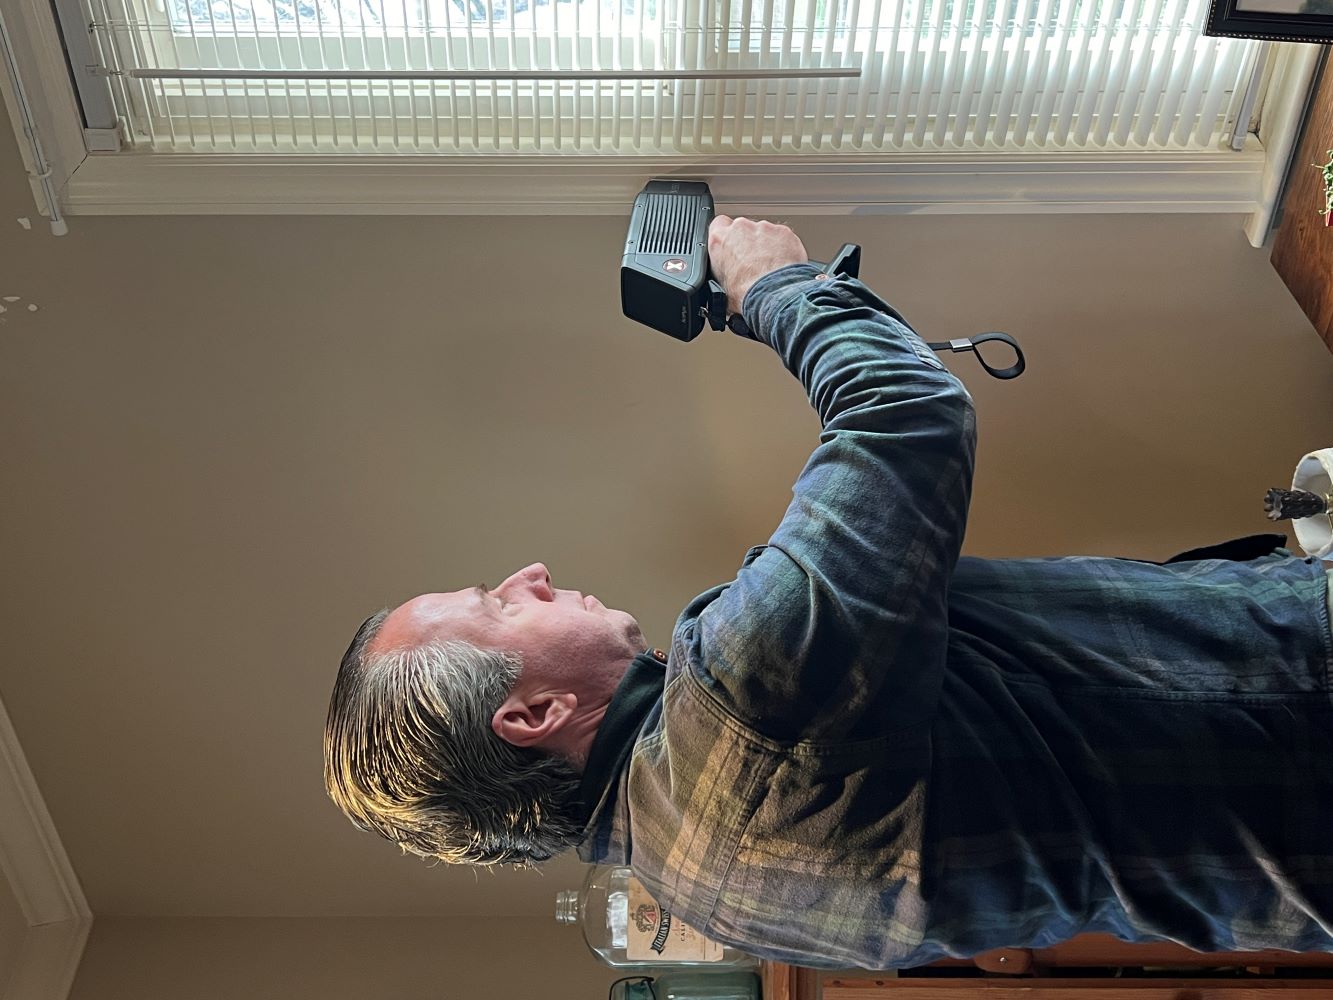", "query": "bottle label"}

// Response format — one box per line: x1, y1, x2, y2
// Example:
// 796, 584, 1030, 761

625, 876, 724, 962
